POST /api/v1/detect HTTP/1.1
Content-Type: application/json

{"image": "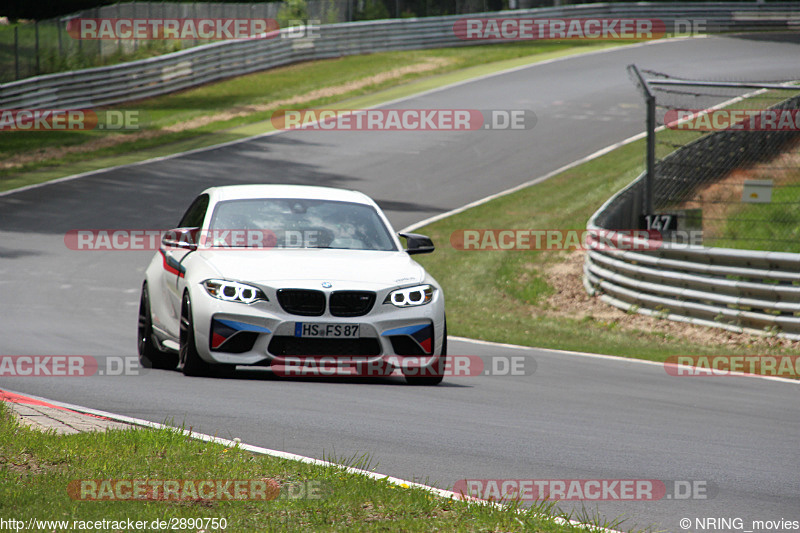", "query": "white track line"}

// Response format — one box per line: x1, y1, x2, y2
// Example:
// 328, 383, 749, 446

1, 388, 620, 533
450, 336, 800, 385
400, 131, 647, 233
